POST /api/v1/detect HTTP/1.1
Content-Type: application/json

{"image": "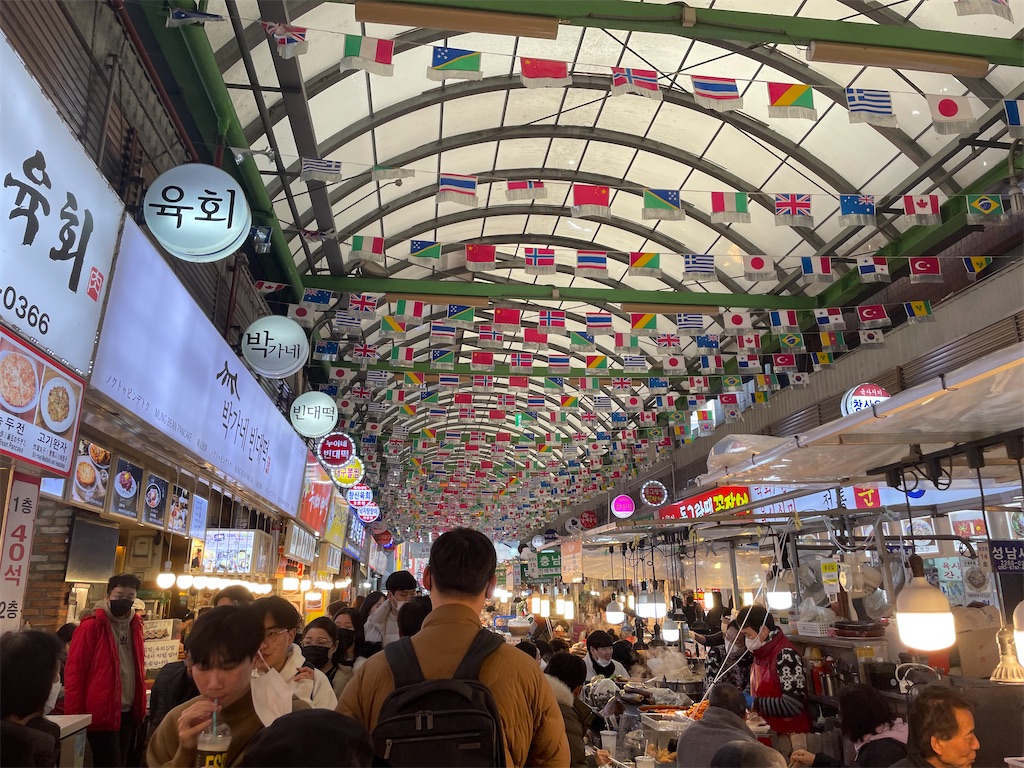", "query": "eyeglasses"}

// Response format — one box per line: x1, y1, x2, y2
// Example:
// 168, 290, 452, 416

302, 637, 334, 648
262, 628, 290, 642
